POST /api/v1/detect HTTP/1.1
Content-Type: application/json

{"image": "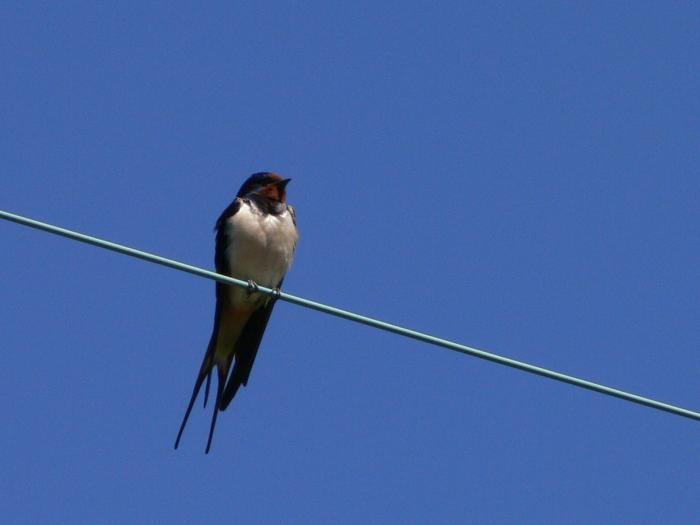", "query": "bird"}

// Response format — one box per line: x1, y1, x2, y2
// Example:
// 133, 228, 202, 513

174, 172, 299, 453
